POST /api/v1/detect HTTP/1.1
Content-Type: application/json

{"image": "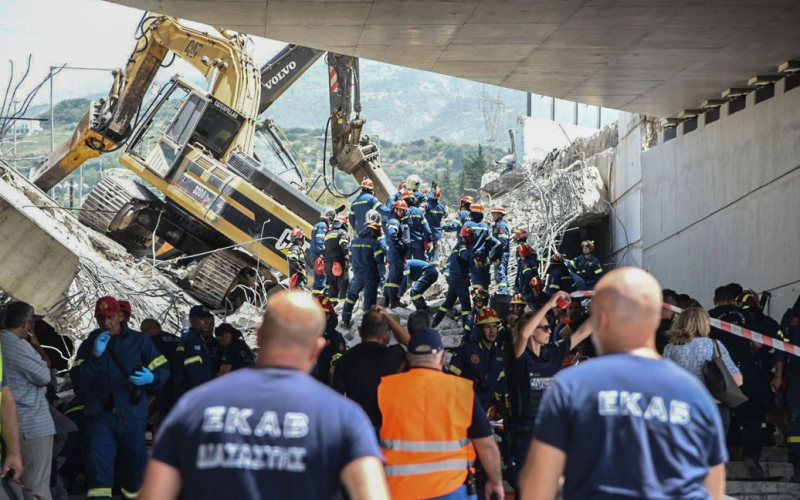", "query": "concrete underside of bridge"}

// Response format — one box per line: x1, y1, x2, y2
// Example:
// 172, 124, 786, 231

106, 0, 800, 117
